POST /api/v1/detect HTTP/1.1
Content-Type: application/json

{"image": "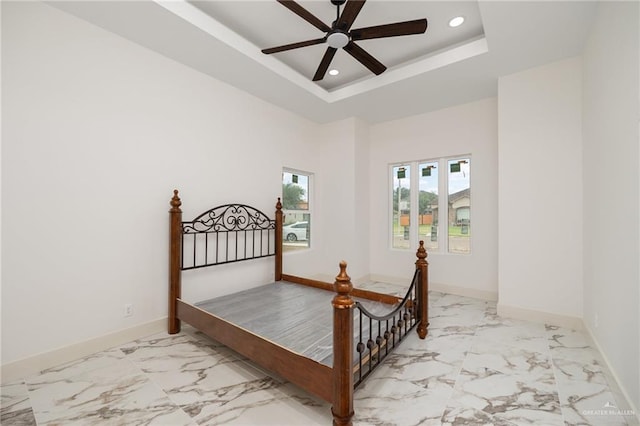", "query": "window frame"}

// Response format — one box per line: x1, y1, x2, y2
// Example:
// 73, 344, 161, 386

282, 167, 313, 251
389, 155, 471, 254
390, 164, 412, 250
